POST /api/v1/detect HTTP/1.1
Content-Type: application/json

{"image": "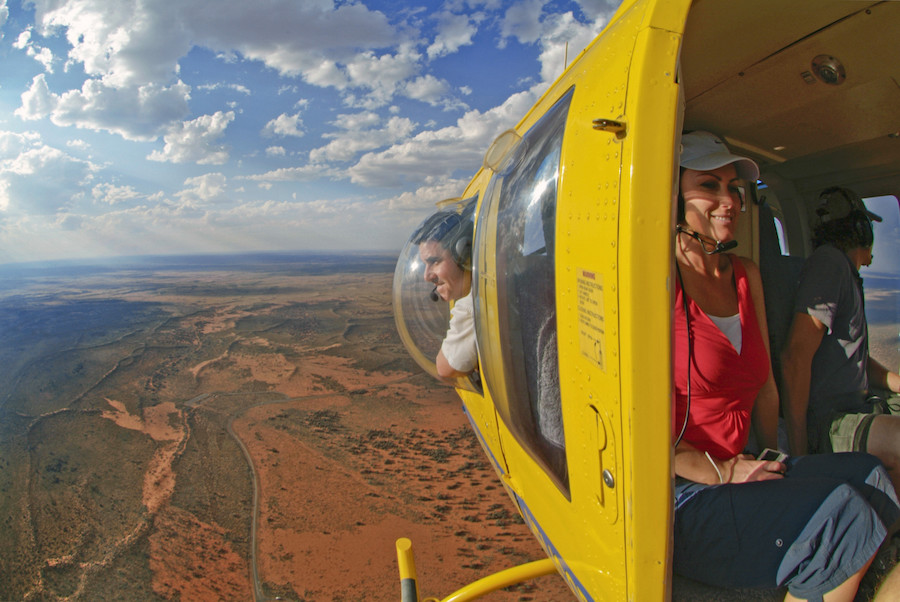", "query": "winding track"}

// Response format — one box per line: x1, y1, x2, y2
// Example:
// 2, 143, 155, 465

213, 375, 414, 601
225, 408, 266, 602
